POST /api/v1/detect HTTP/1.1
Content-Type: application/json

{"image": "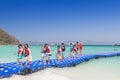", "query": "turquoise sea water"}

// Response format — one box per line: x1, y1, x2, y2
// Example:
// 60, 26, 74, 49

0, 45, 120, 80
0, 45, 119, 62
